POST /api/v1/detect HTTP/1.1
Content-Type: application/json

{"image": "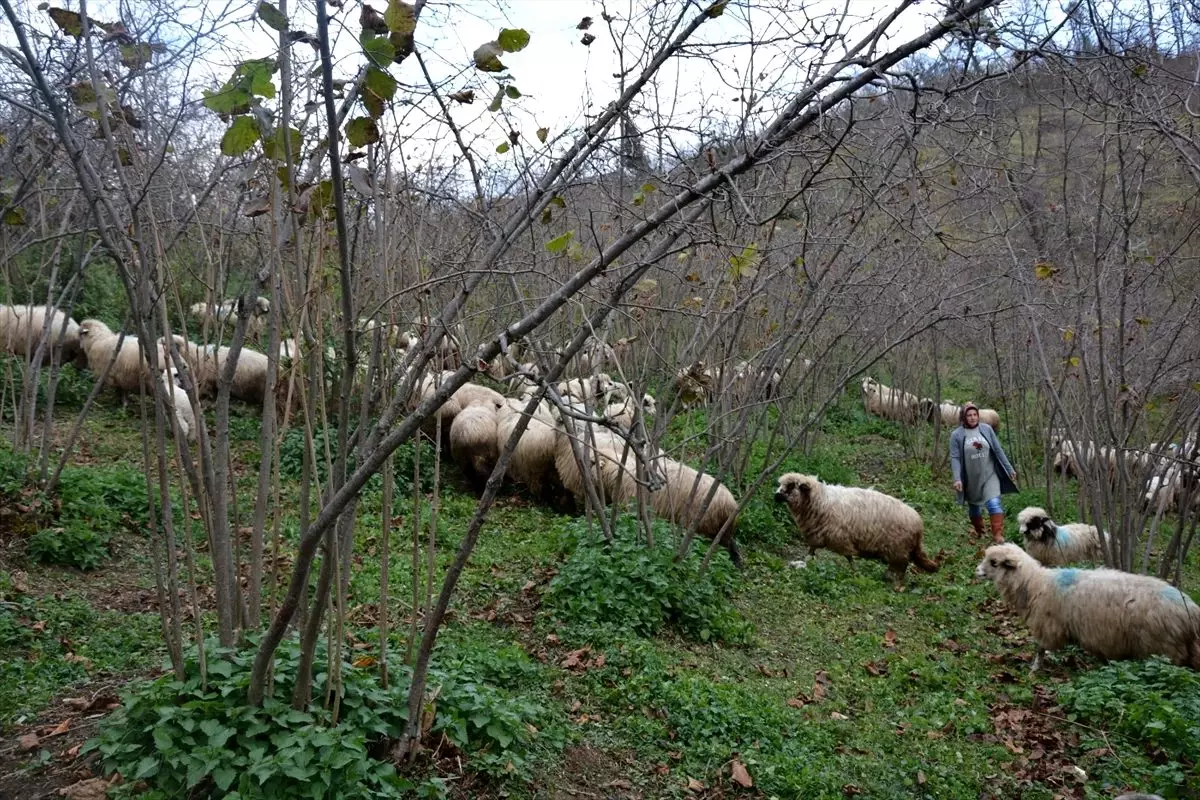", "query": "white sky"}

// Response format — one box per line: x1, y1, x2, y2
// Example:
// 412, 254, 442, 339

3, 0, 1028, 188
